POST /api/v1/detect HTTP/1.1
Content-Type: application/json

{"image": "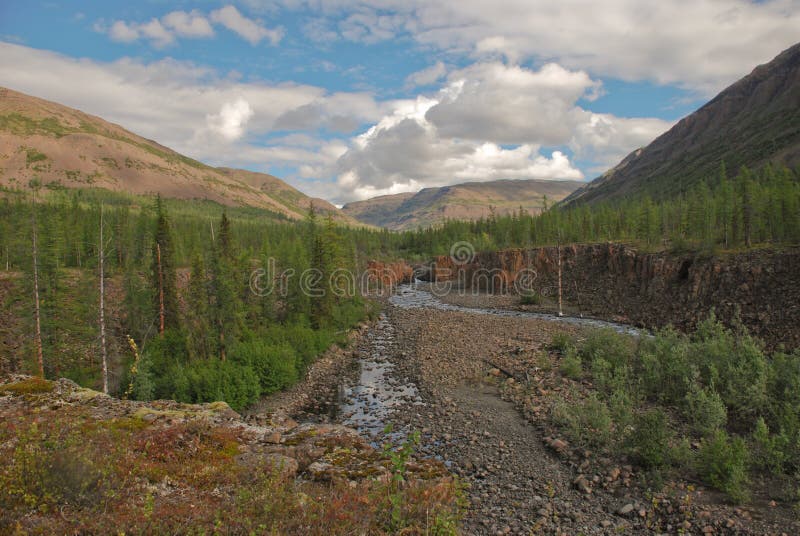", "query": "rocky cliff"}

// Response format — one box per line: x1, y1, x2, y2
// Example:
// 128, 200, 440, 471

427, 244, 800, 350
